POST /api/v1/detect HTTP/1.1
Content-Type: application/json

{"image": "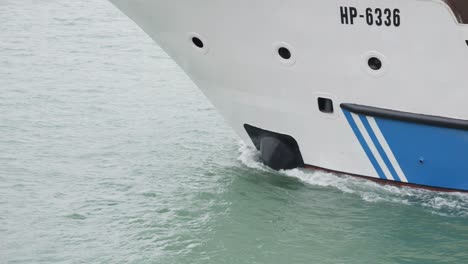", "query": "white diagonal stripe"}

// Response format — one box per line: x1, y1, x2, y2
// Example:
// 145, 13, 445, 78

367, 117, 408, 183
351, 113, 395, 181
